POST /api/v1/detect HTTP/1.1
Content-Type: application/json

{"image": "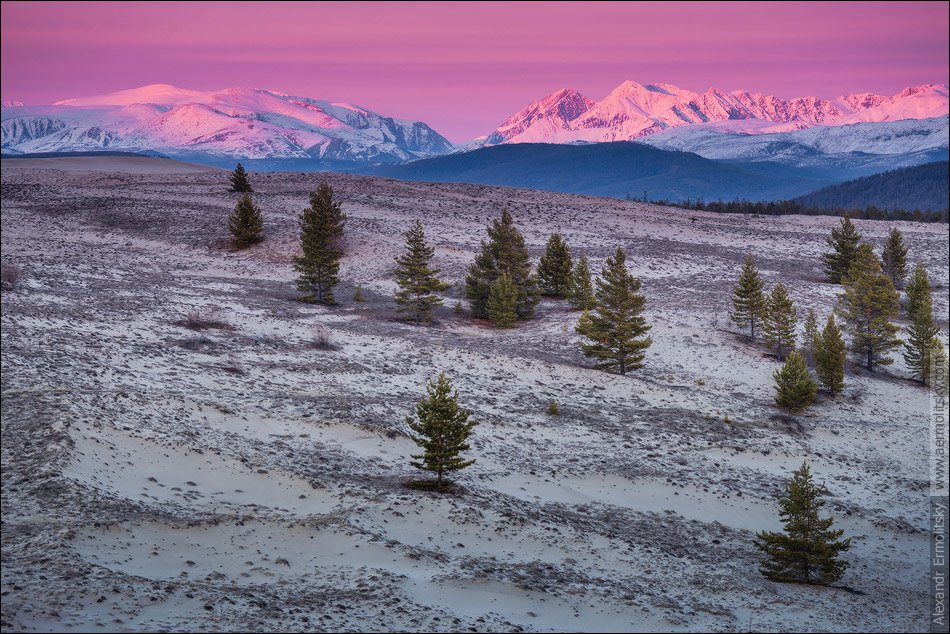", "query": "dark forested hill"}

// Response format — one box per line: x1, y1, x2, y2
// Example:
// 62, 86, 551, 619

793, 161, 948, 211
